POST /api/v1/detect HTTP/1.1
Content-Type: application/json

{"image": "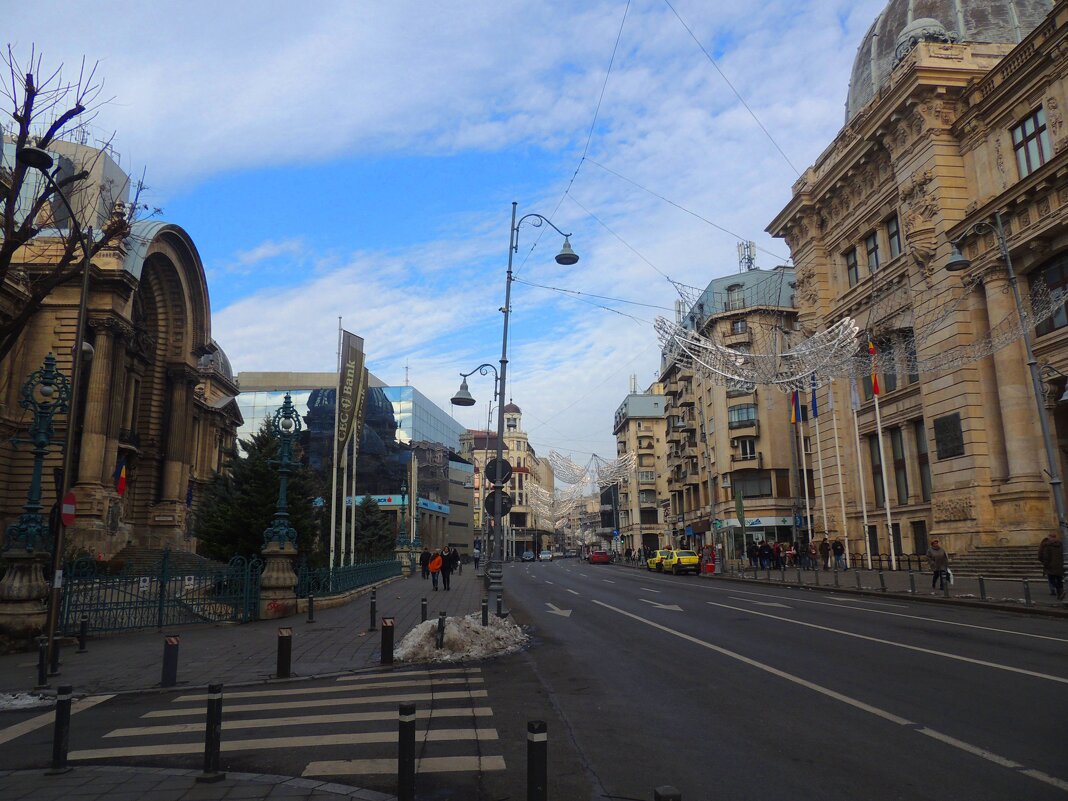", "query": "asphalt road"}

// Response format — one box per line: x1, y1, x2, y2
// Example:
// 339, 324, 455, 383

501, 558, 1068, 801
